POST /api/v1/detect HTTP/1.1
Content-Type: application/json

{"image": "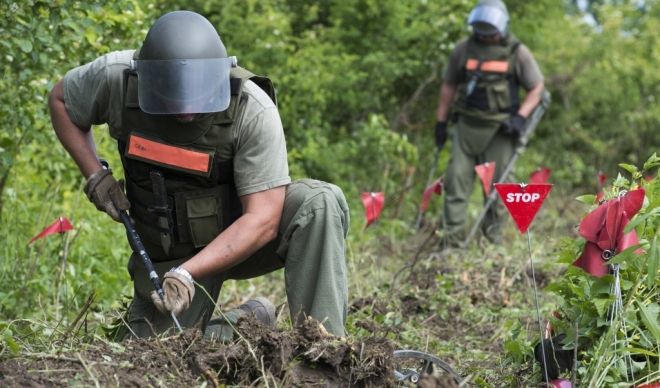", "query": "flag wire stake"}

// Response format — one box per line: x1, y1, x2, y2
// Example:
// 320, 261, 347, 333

527, 229, 550, 384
